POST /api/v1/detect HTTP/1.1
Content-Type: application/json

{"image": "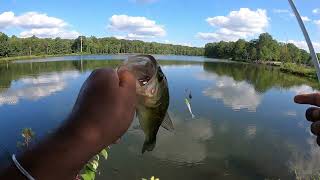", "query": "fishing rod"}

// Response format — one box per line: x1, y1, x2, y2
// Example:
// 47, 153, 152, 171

288, 0, 320, 83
